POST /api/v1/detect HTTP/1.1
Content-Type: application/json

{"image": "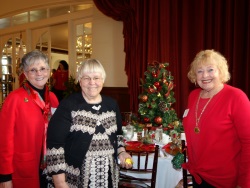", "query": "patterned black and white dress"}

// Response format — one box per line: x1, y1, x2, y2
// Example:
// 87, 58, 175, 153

46, 92, 124, 188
